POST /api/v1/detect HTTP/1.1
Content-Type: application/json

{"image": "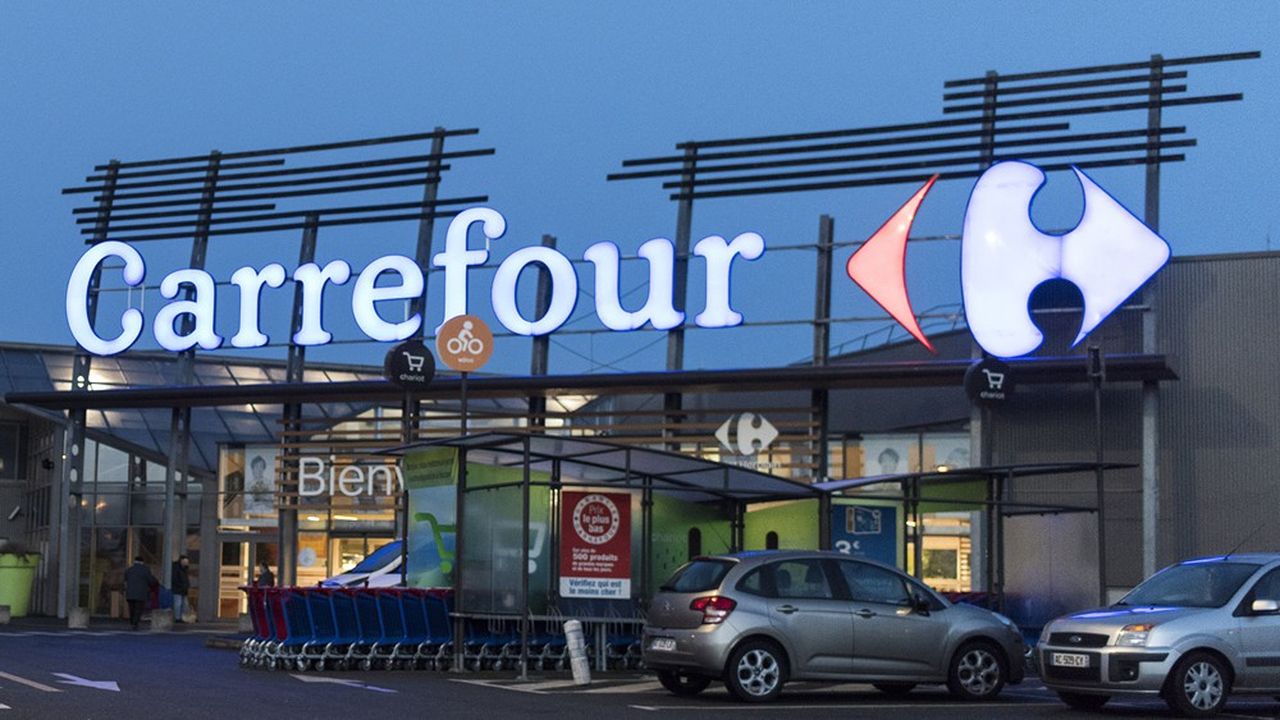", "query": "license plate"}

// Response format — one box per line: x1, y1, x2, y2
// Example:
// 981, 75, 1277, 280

649, 638, 676, 652
1051, 652, 1090, 668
